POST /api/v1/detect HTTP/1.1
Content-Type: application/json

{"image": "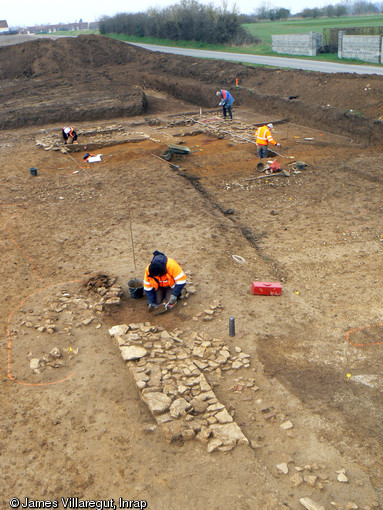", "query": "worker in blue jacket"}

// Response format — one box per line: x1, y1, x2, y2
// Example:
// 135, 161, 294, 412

216, 89, 234, 120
